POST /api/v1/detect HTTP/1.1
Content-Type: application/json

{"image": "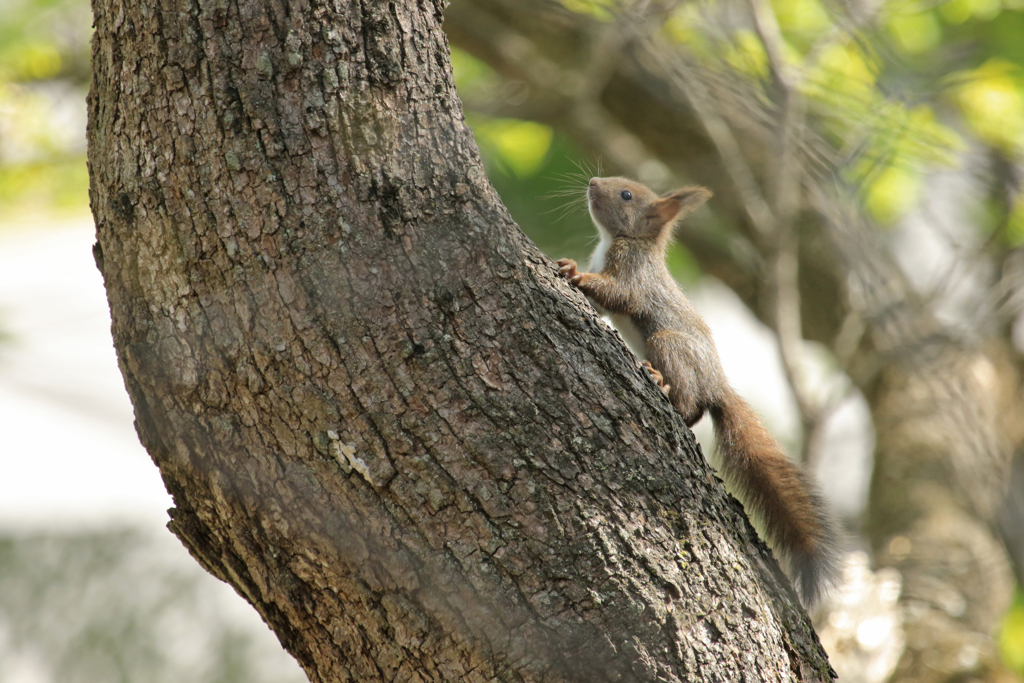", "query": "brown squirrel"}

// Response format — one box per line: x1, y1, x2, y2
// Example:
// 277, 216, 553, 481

557, 176, 841, 606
